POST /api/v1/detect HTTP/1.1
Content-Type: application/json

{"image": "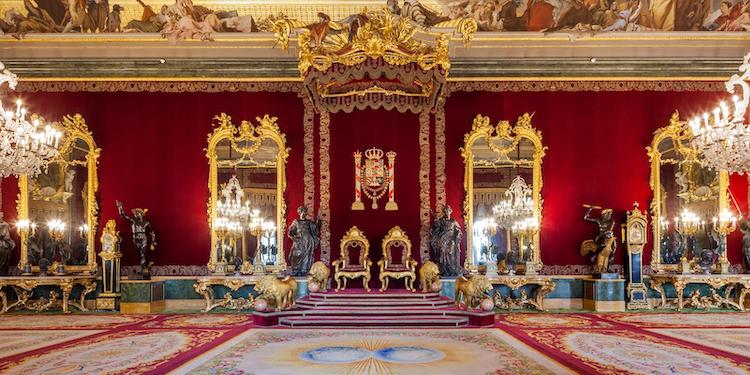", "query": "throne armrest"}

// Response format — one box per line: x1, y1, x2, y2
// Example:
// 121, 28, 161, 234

332, 259, 346, 272
406, 258, 417, 272
377, 259, 386, 272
